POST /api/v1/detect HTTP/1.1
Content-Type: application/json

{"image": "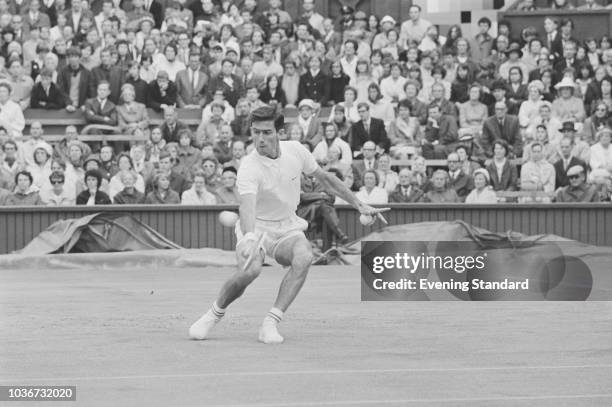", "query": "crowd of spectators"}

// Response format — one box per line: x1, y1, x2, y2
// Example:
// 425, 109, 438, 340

0, 0, 611, 213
